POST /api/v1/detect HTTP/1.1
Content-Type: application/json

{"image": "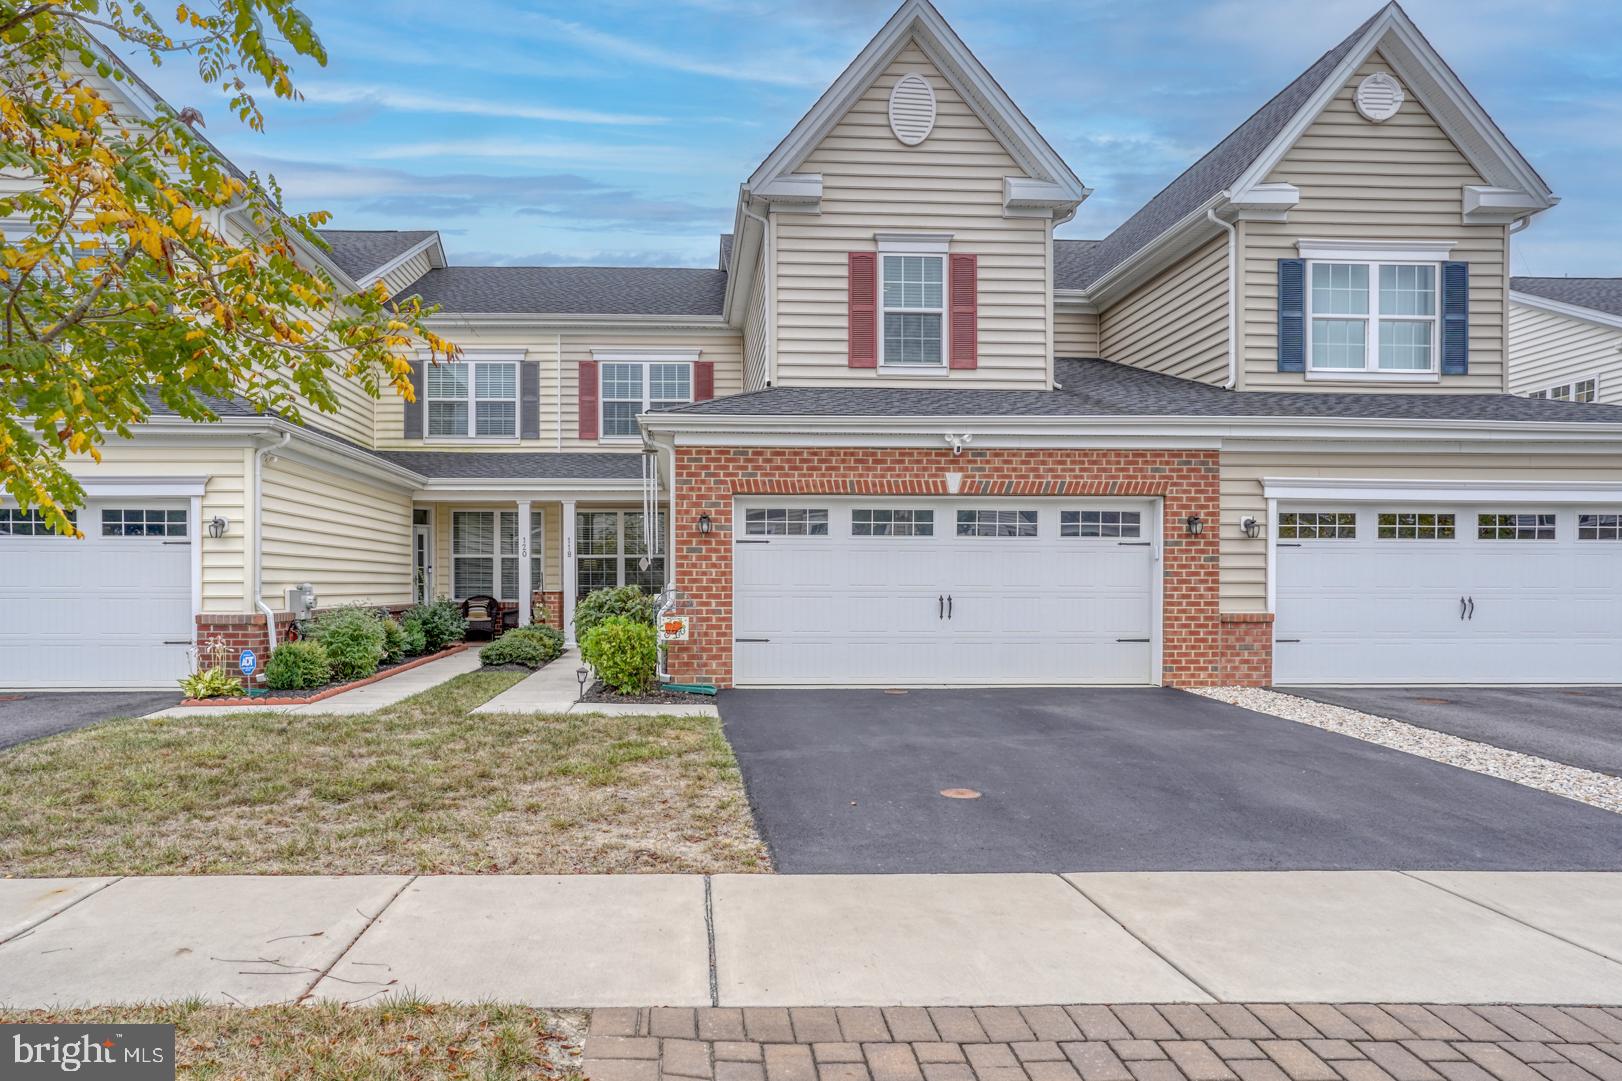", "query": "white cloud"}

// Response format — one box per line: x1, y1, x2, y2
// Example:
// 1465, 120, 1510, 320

298, 81, 666, 126
357, 137, 715, 173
